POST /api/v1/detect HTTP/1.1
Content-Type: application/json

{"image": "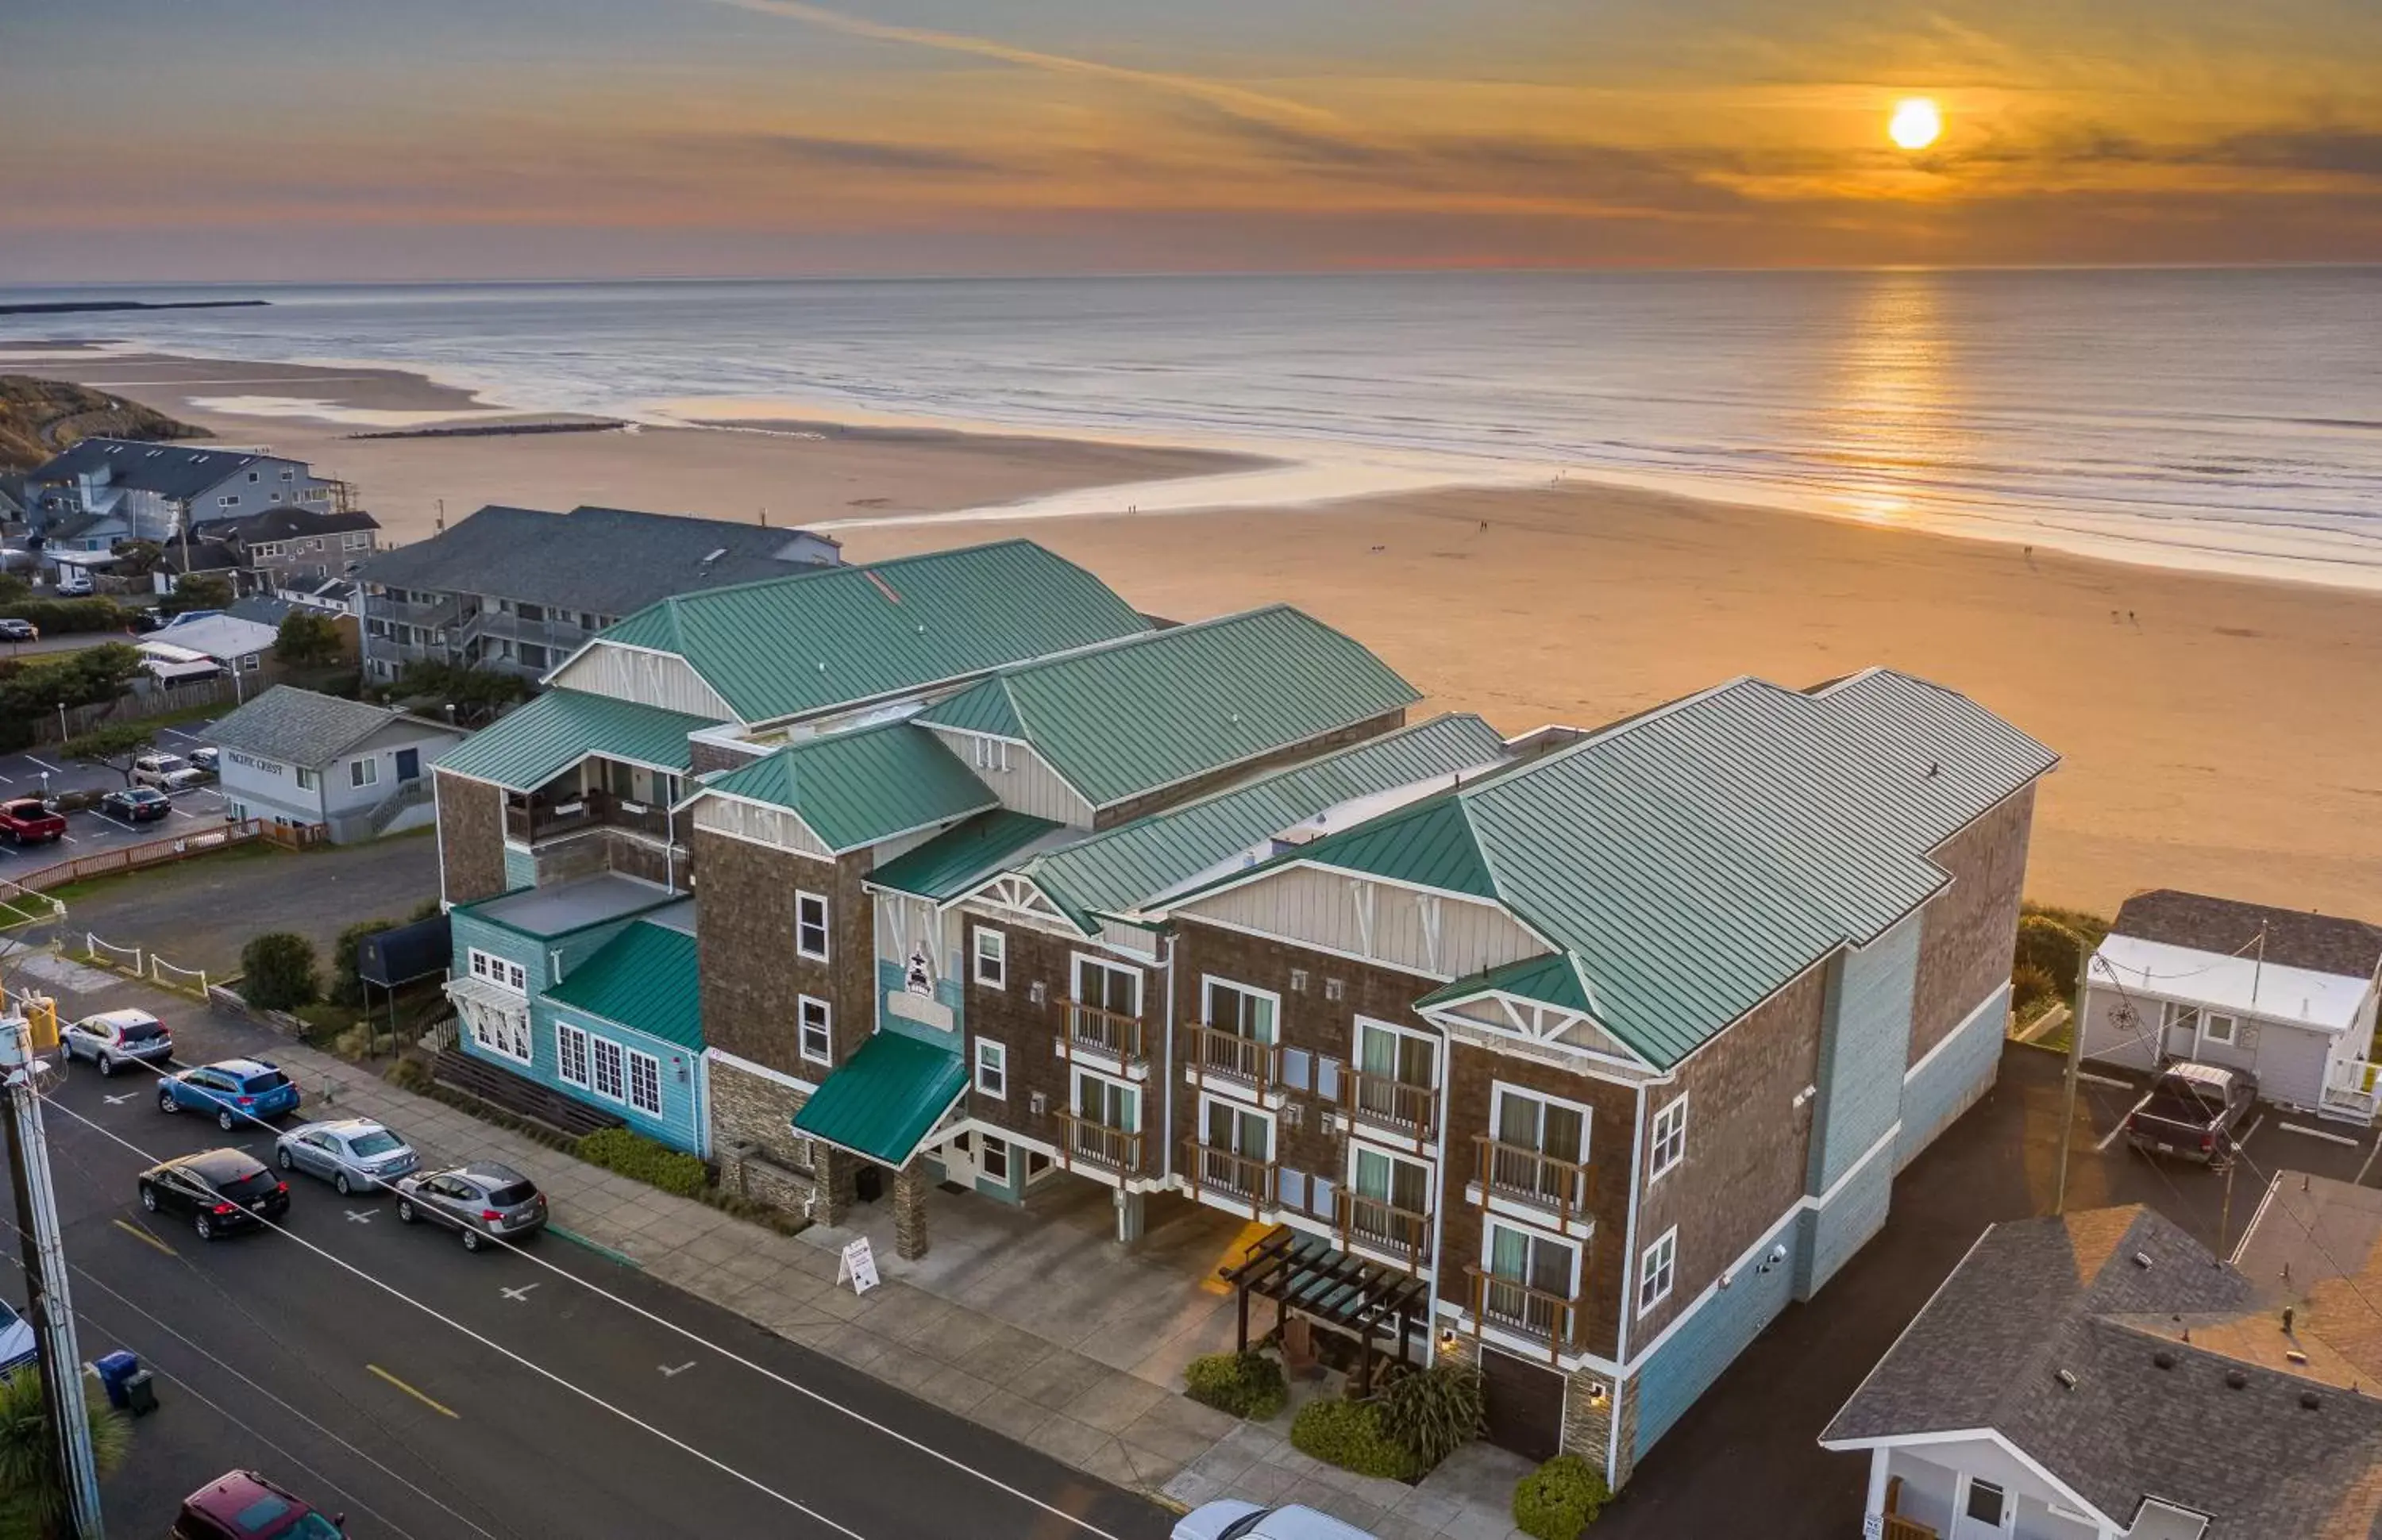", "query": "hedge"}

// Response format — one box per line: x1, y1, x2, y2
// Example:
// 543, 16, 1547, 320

1513, 1454, 1611, 1539
1289, 1397, 1420, 1480
0, 598, 134, 635
1184, 1352, 1287, 1421
575, 1126, 707, 1197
